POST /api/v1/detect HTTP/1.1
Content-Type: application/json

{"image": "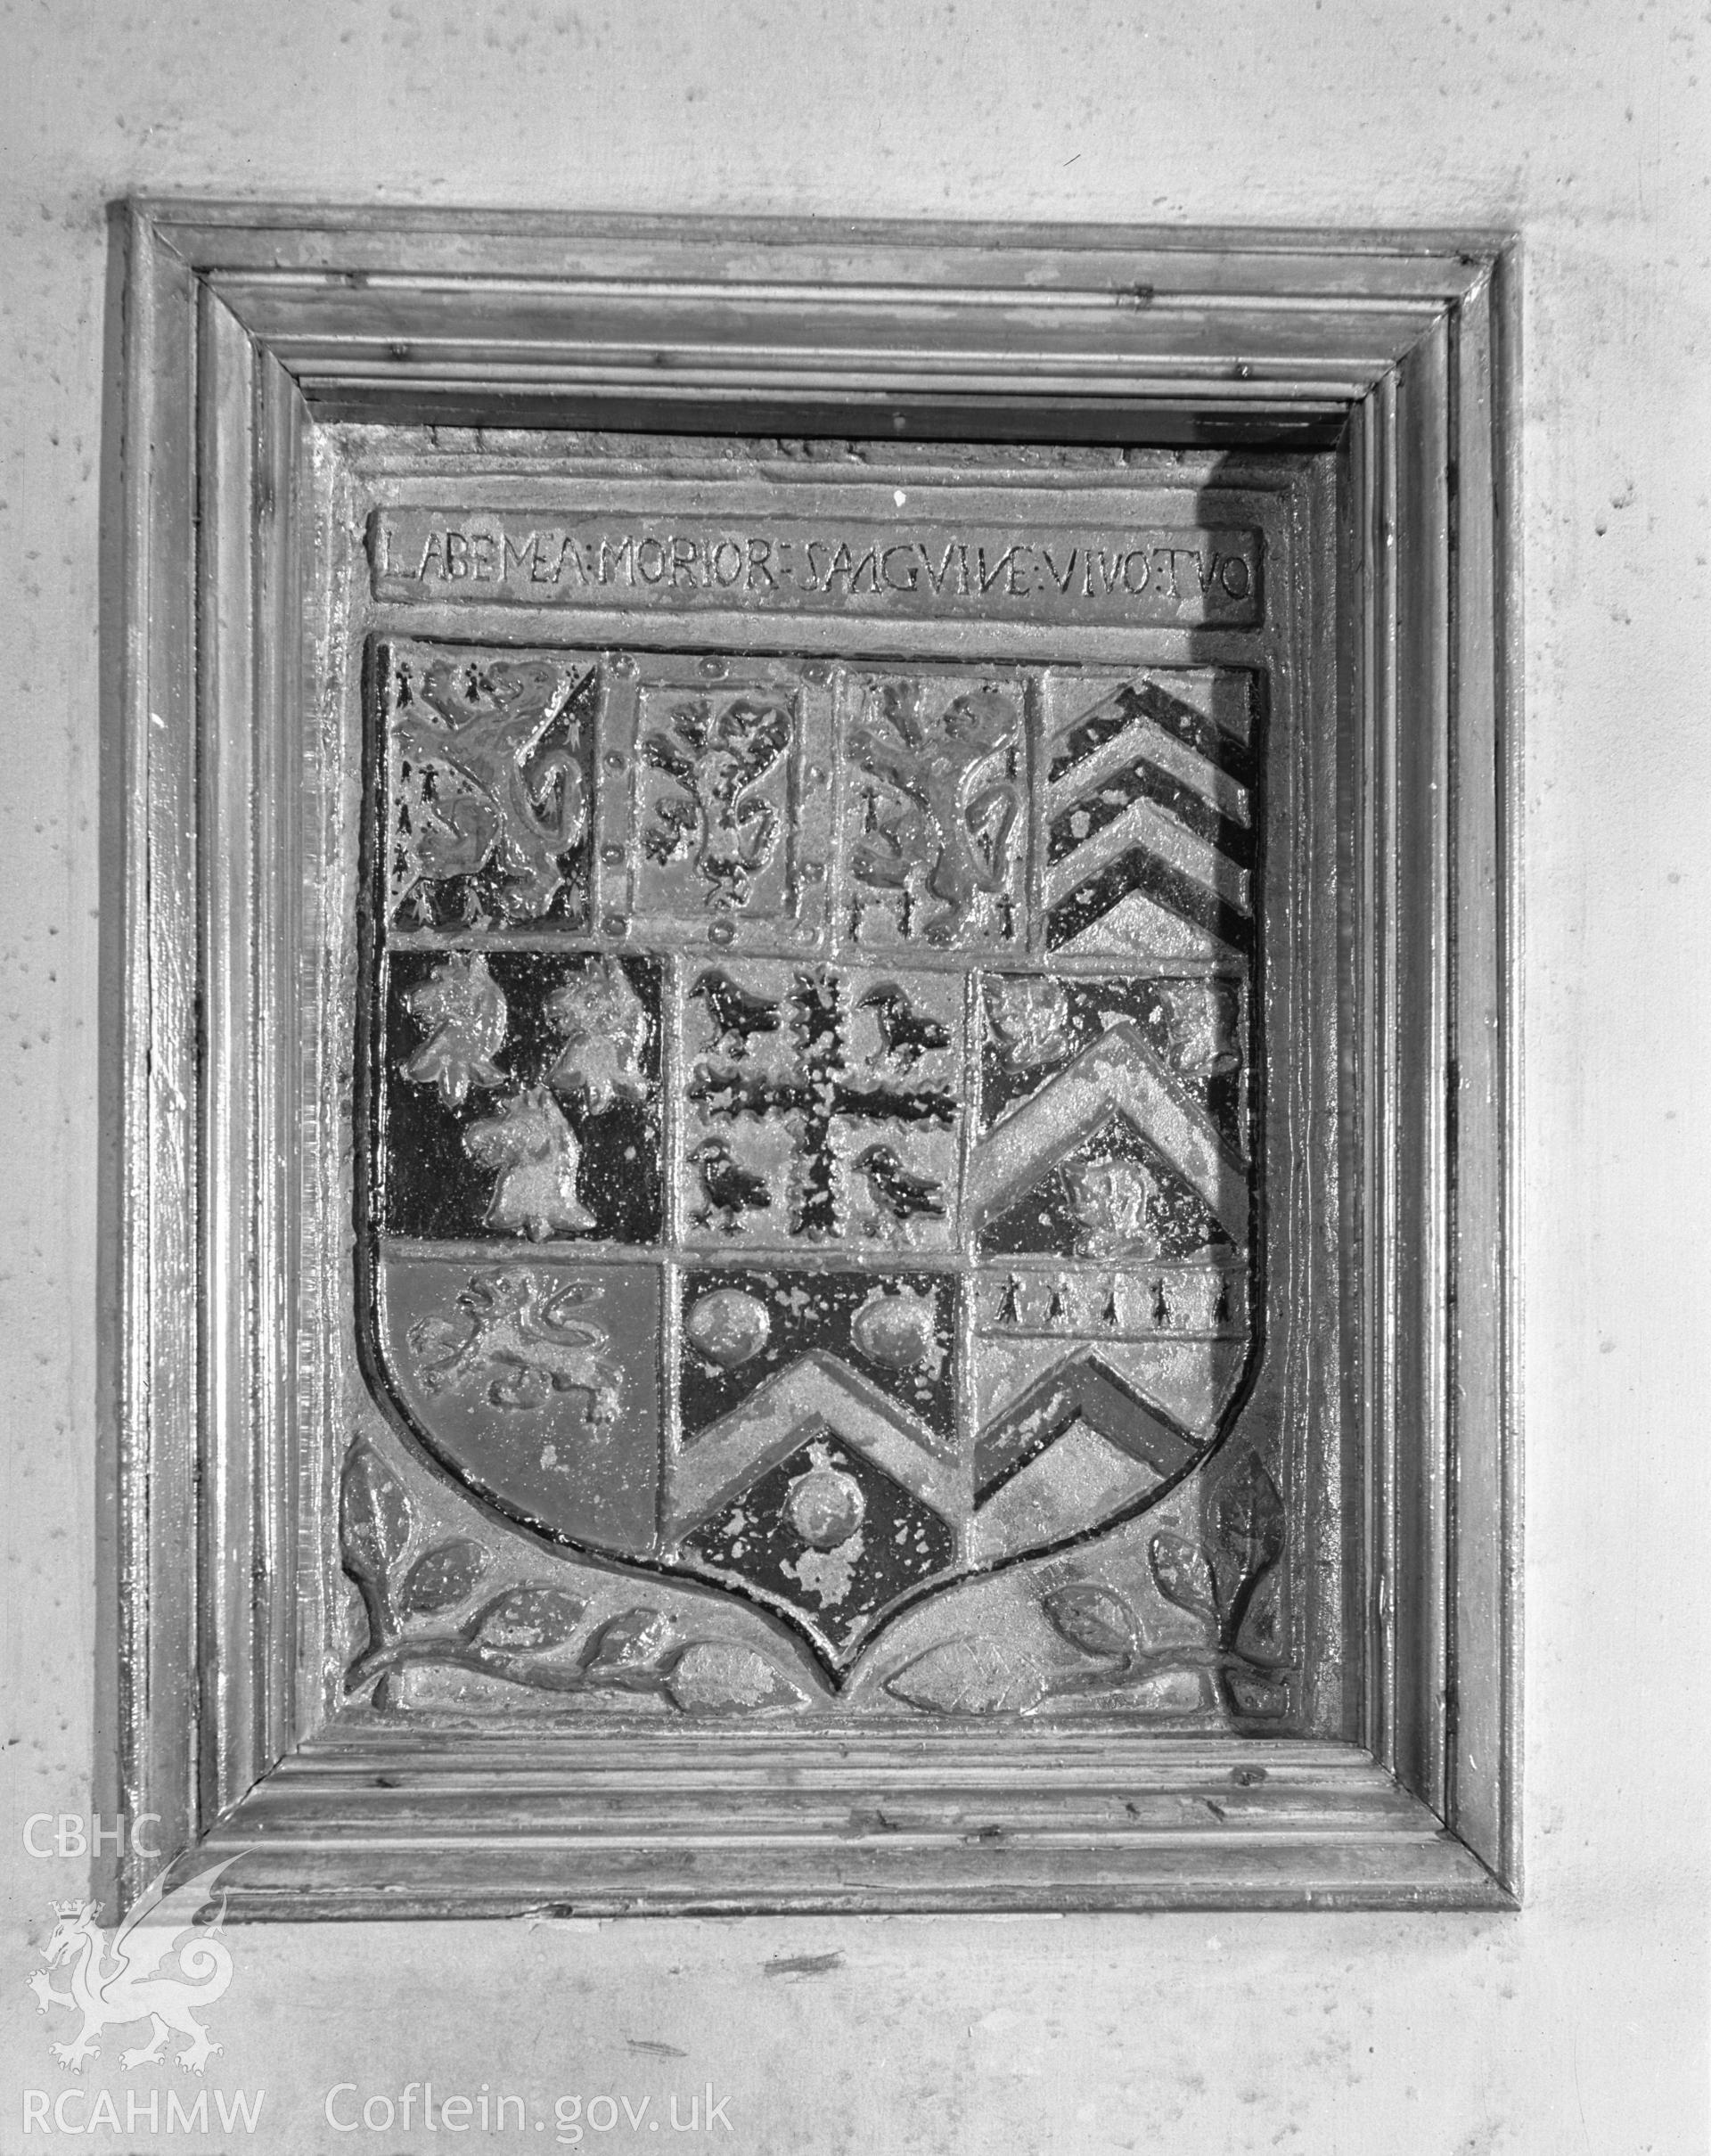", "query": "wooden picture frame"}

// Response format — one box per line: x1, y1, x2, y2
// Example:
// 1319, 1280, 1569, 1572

110, 203, 1519, 1914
